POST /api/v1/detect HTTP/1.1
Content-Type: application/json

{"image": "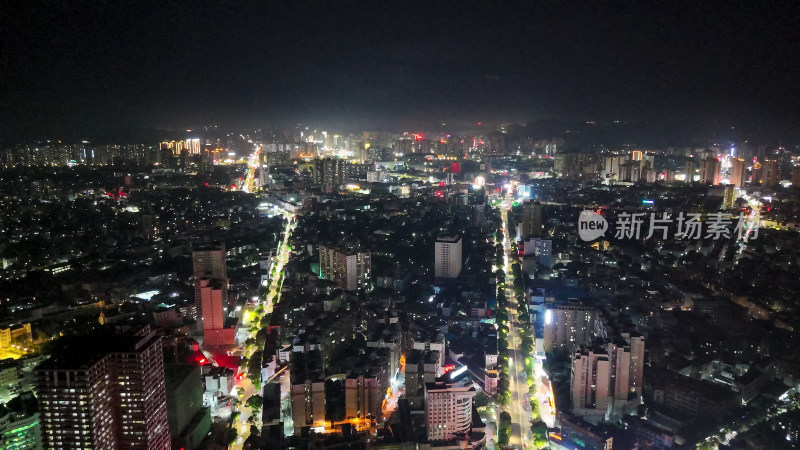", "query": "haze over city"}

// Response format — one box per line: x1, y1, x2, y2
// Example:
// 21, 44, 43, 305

3, 2, 799, 141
